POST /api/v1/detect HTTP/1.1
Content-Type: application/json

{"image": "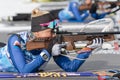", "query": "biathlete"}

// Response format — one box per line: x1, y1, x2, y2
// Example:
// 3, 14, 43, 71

0, 8, 104, 73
